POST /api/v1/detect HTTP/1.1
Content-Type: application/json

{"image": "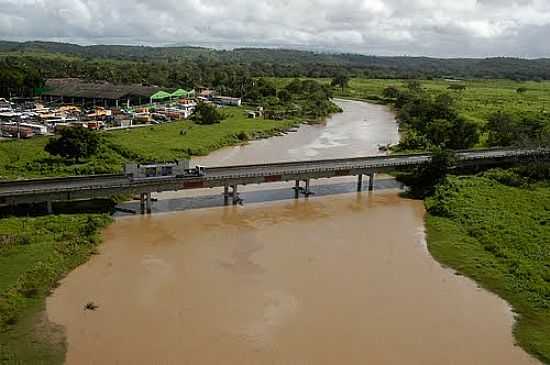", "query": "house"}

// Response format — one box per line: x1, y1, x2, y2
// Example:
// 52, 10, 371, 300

212, 96, 242, 107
